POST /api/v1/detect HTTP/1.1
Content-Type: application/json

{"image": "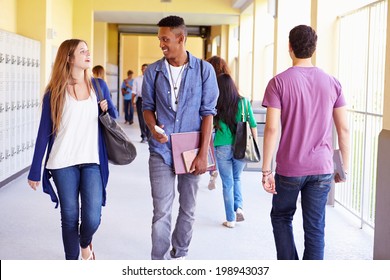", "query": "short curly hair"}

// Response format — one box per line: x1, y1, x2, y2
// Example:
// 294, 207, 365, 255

289, 25, 317, 59
157, 15, 187, 37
